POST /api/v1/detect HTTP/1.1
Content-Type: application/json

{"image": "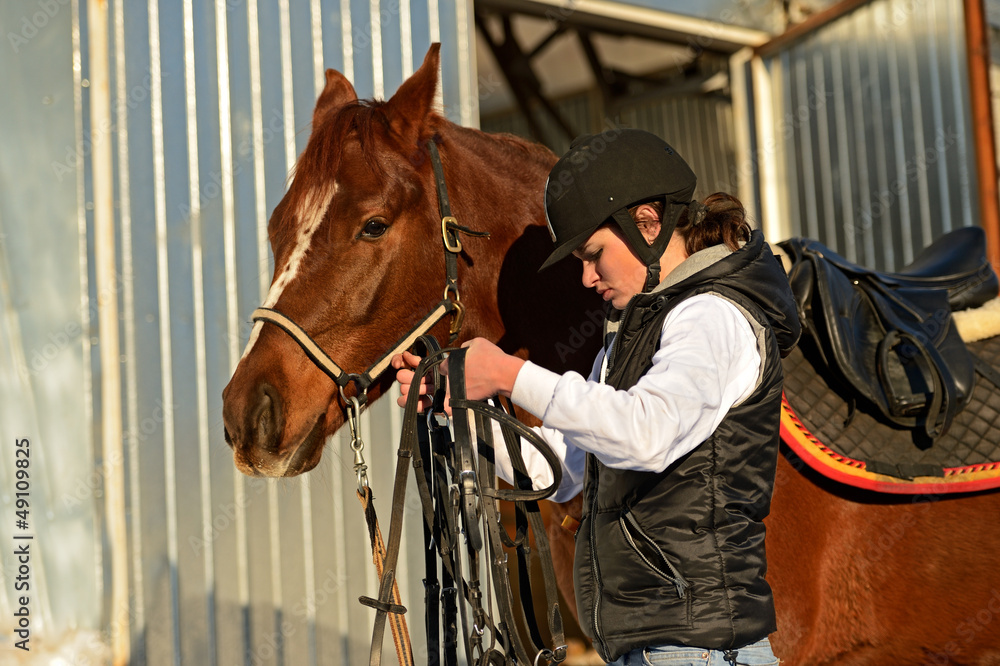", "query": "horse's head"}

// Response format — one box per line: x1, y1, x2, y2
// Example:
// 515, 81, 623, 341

223, 45, 598, 477
222, 46, 455, 476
